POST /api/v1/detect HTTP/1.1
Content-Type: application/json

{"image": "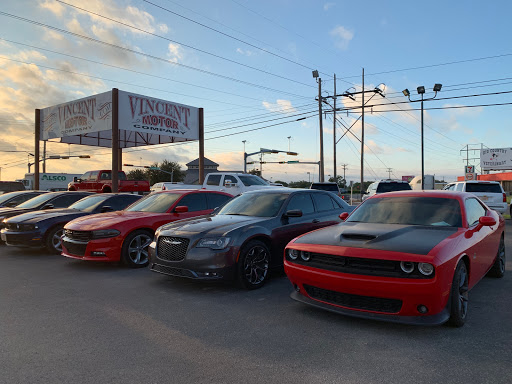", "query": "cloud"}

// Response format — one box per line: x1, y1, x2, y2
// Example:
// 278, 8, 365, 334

323, 3, 335, 11
262, 99, 297, 114
167, 43, 183, 62
236, 48, 255, 57
40, 0, 66, 17
330, 25, 354, 50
